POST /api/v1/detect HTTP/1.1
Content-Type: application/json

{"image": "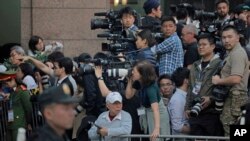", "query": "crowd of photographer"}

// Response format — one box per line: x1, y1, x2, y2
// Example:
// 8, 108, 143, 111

1, 0, 250, 141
